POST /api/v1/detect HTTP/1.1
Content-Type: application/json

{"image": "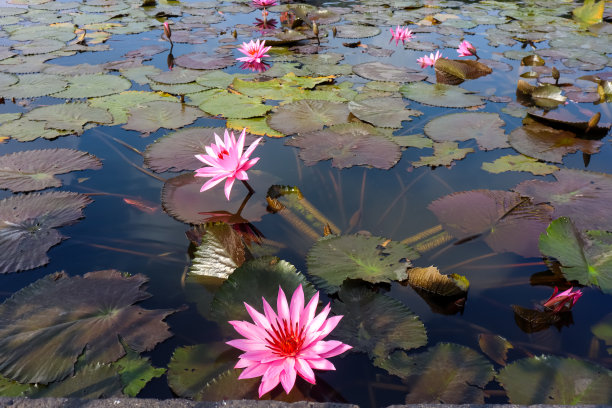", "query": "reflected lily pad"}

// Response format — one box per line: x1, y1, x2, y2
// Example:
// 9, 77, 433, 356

348, 97, 422, 128
539, 217, 612, 294
285, 122, 401, 169
0, 270, 175, 384
353, 61, 426, 82
267, 99, 350, 135
497, 356, 612, 404
376, 343, 494, 403
412, 141, 474, 168
482, 154, 559, 175
0, 191, 92, 273
123, 100, 202, 135
424, 112, 508, 150
0, 149, 101, 192
307, 234, 418, 293
428, 190, 552, 258
333, 283, 427, 359
400, 82, 484, 108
